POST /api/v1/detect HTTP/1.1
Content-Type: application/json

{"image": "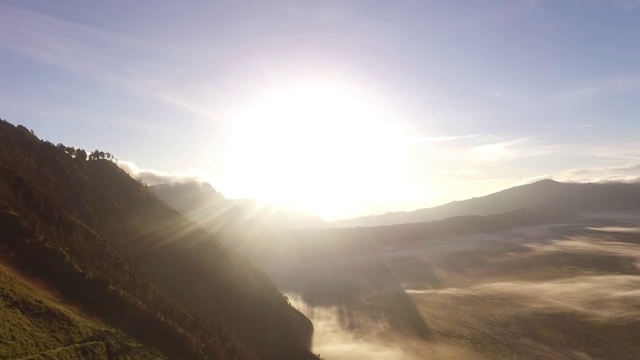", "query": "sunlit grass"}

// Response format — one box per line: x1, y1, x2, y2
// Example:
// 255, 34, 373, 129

0, 263, 162, 359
